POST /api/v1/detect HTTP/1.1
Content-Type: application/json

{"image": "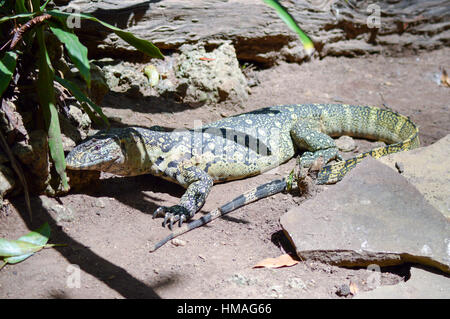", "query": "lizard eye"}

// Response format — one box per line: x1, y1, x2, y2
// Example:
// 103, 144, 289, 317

94, 145, 101, 151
